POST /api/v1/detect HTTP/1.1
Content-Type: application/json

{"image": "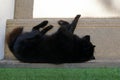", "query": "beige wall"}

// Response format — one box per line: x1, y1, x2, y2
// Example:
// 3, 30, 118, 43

14, 0, 33, 19
0, 0, 14, 59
